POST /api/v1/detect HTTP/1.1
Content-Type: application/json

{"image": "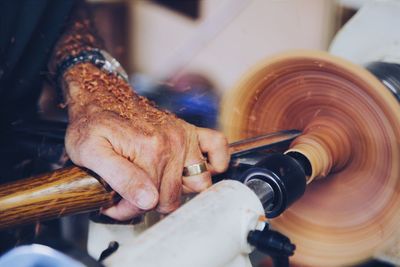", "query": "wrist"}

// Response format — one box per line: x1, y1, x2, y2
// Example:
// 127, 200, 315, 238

63, 63, 171, 126
63, 63, 138, 120
56, 49, 128, 101
63, 63, 99, 102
